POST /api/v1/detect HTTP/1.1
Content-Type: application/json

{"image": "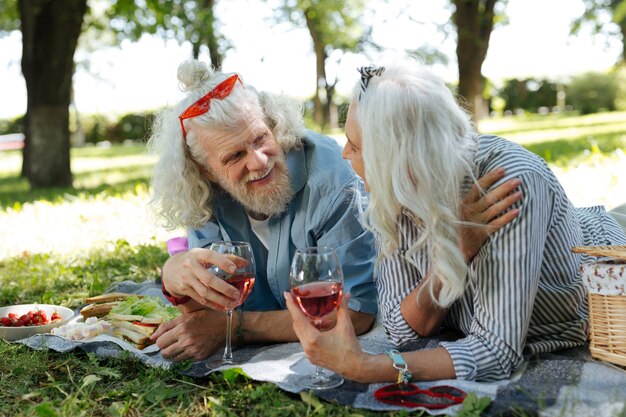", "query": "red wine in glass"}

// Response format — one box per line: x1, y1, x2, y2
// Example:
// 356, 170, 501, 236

291, 281, 343, 325
289, 246, 345, 390
226, 273, 256, 307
